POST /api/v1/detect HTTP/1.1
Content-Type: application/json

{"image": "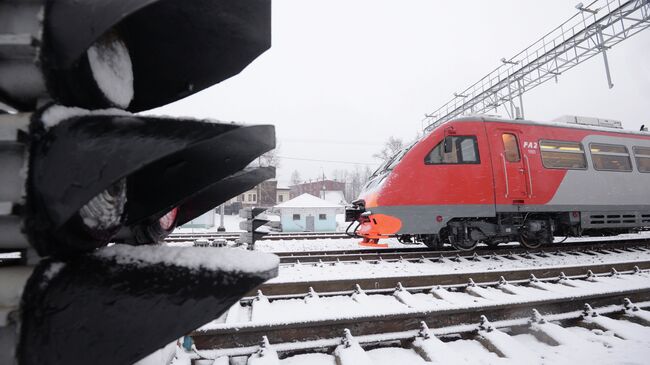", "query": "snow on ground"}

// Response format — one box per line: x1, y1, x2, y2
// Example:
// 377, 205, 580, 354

175, 232, 650, 365
188, 313, 650, 365
256, 231, 650, 253
255, 237, 418, 252
200, 273, 650, 328
175, 214, 247, 233
267, 232, 650, 283
172, 224, 650, 254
